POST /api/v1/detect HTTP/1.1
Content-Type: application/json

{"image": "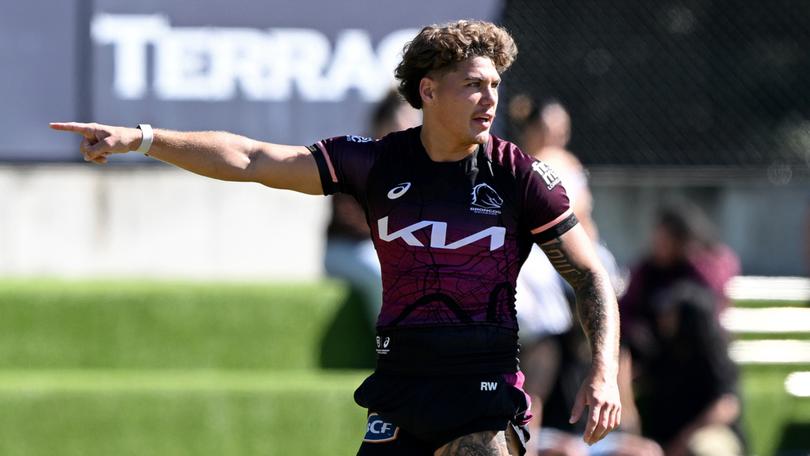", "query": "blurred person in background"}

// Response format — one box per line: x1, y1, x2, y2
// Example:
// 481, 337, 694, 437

620, 201, 740, 346
619, 203, 745, 455
633, 282, 746, 456
324, 89, 420, 326
51, 20, 623, 455
510, 97, 657, 455
805, 199, 810, 278
526, 298, 664, 456
510, 97, 622, 341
